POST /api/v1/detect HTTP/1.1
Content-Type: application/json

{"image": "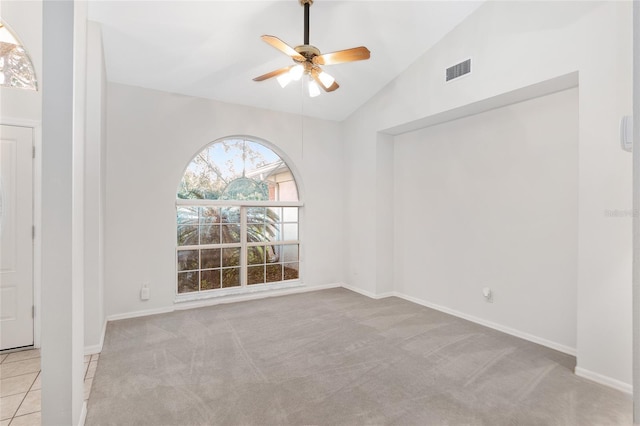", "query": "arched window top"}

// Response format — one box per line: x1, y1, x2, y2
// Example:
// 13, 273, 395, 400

0, 21, 37, 91
178, 138, 299, 202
